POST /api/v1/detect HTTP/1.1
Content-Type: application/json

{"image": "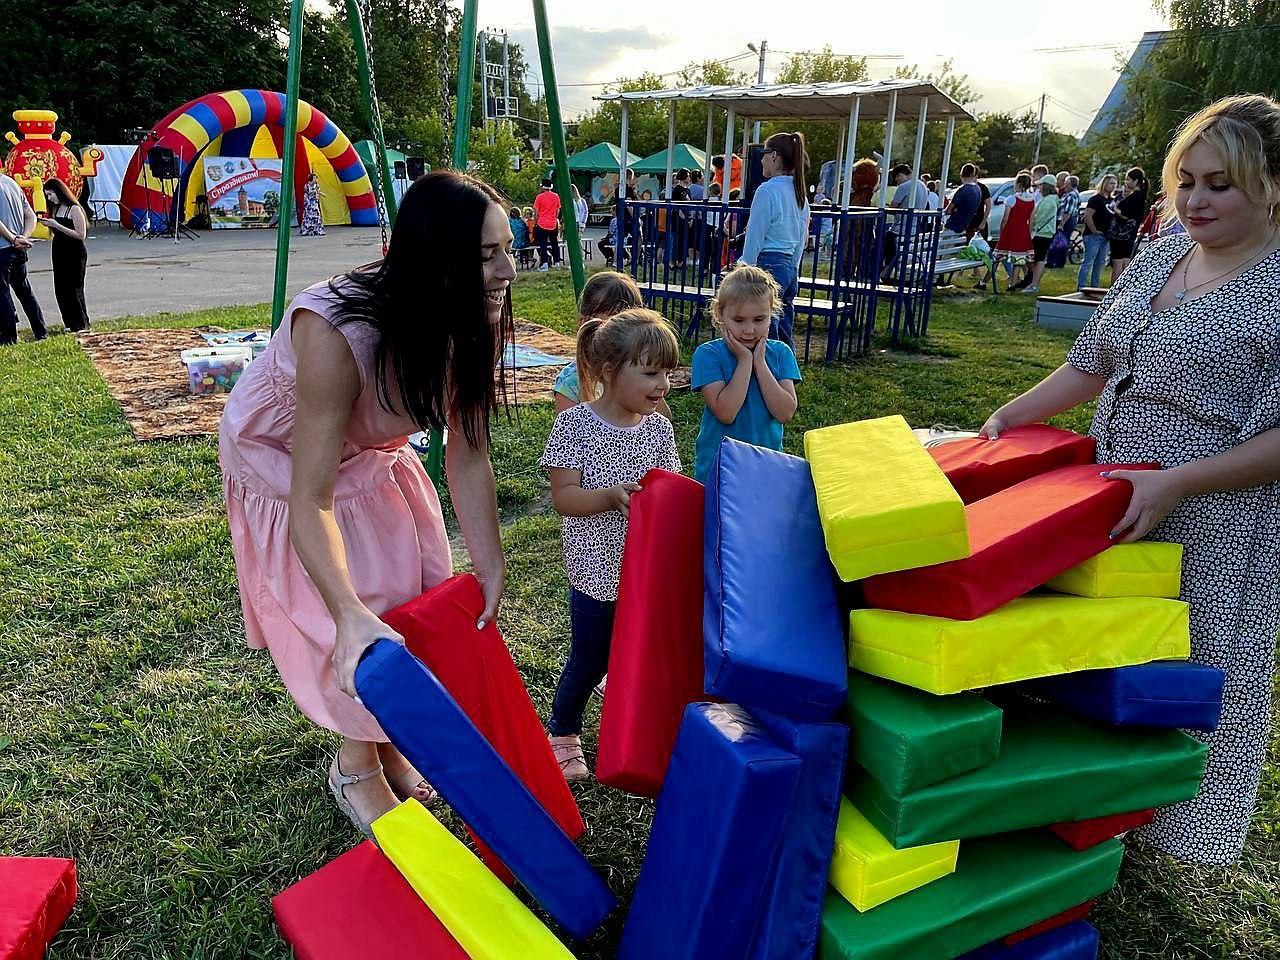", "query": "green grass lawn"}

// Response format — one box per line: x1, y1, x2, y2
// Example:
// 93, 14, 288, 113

1, 267, 1277, 959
